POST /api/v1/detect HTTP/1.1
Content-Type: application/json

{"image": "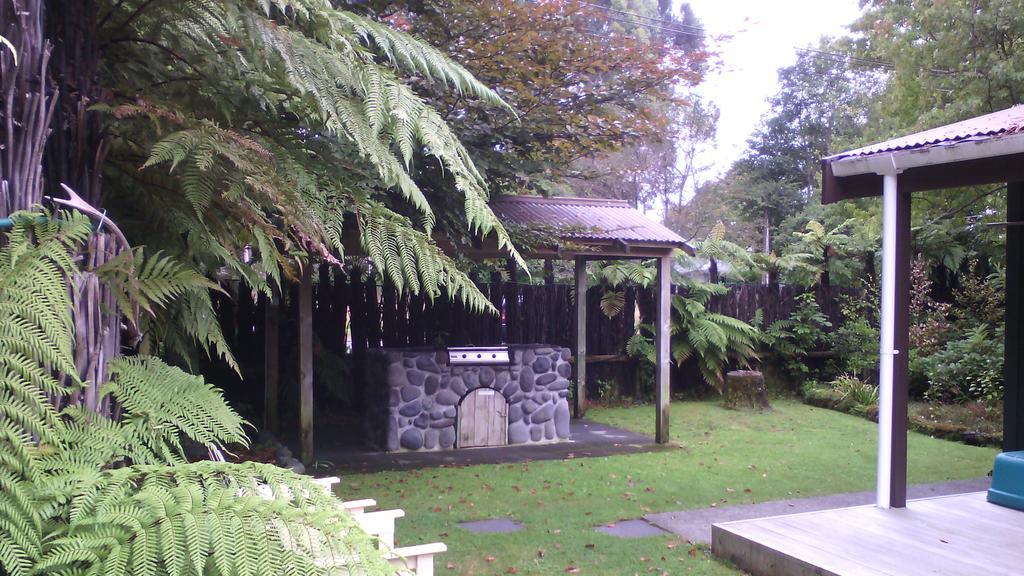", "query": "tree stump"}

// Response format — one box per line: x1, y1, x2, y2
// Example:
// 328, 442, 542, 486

723, 370, 771, 410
